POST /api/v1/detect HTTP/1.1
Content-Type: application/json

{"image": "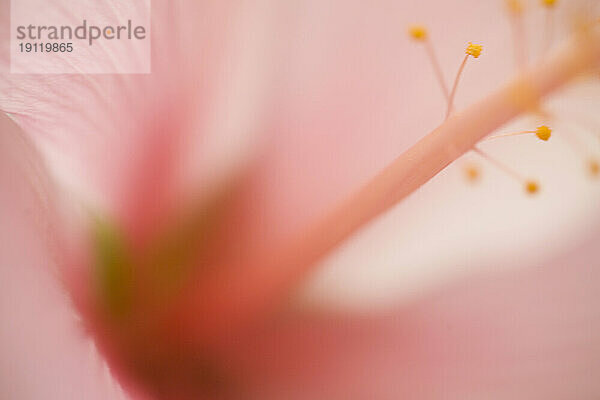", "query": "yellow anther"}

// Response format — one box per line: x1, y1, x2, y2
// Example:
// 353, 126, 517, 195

464, 164, 480, 182
506, 0, 524, 15
589, 160, 600, 178
525, 180, 540, 195
535, 125, 552, 141
465, 42, 483, 58
408, 25, 428, 41
541, 0, 557, 8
